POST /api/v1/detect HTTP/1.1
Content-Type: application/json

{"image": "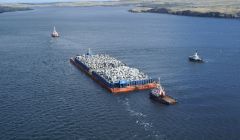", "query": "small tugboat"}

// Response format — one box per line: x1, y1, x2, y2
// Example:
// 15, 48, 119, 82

189, 50, 203, 63
51, 26, 59, 37
149, 78, 177, 105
